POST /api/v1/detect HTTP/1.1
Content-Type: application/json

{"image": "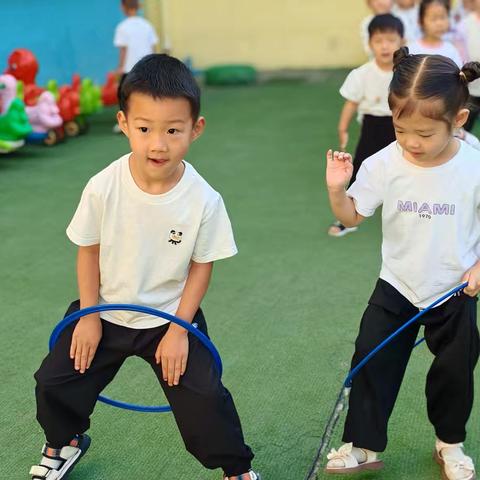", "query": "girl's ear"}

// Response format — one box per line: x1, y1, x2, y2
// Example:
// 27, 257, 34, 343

454, 108, 470, 129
